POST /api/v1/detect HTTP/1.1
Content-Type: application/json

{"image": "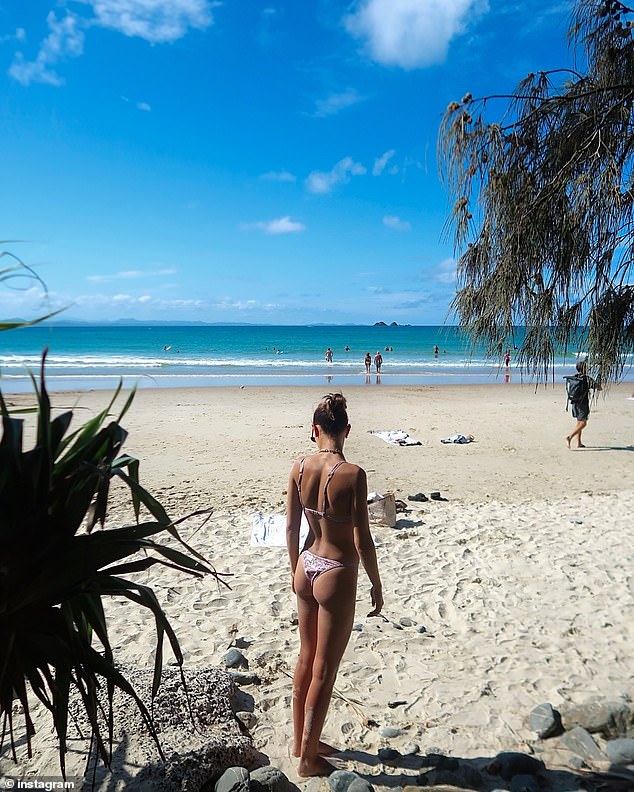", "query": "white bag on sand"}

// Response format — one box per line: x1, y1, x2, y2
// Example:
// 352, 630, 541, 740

367, 492, 396, 527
